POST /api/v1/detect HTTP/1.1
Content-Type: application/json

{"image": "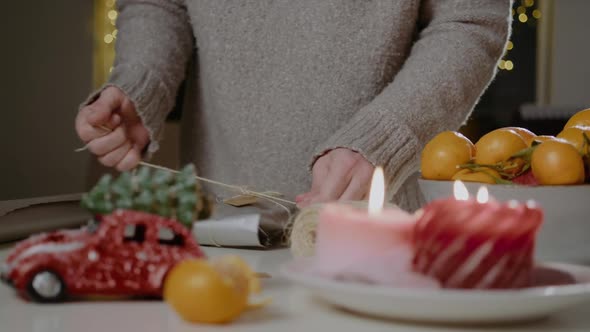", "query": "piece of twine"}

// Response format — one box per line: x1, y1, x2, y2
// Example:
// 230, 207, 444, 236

75, 125, 296, 215
285, 203, 322, 257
